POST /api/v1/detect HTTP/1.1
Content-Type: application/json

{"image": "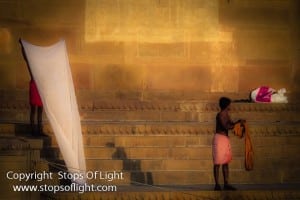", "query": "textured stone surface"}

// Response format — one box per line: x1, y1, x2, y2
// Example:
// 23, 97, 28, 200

0, 137, 43, 199
43, 189, 300, 200
0, 0, 299, 98
1, 99, 300, 185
